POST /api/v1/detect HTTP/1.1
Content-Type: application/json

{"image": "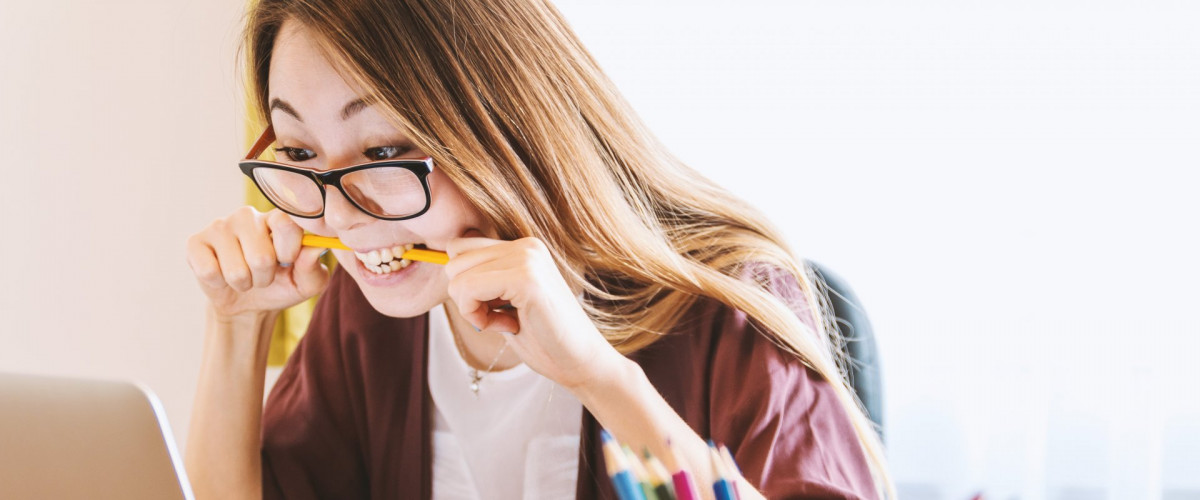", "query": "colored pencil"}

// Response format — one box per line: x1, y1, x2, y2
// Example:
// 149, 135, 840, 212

642, 448, 676, 500
708, 441, 737, 500
601, 430, 646, 500
623, 444, 659, 500
718, 445, 747, 500
662, 438, 699, 500
301, 234, 449, 265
